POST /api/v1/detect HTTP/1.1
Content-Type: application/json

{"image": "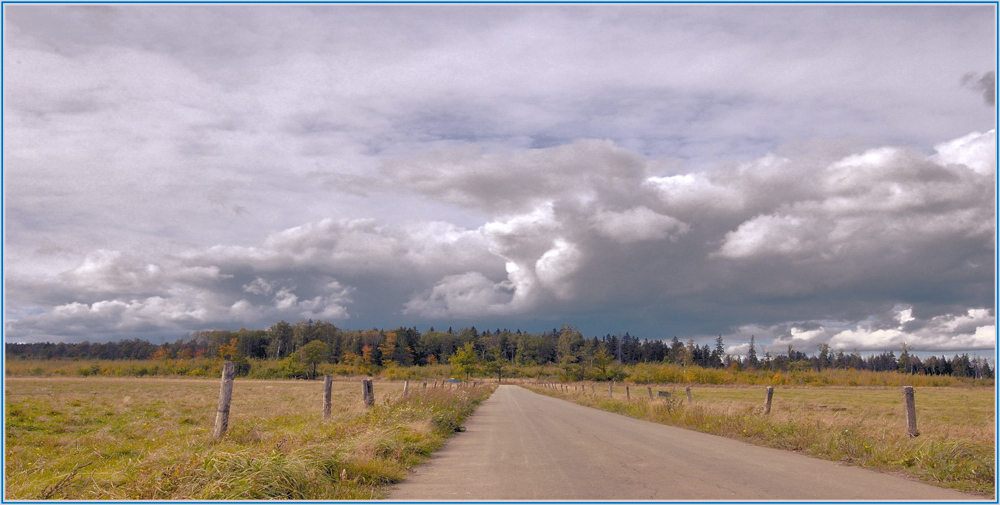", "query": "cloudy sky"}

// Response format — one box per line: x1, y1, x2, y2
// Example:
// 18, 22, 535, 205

3, 4, 996, 356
